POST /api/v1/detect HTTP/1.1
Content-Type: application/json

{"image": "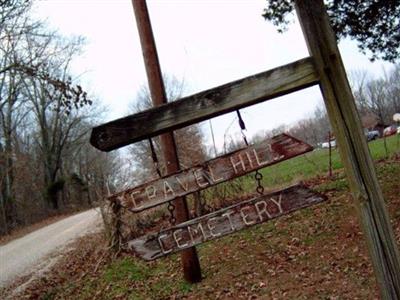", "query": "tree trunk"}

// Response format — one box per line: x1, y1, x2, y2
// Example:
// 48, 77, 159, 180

44, 166, 61, 210
4, 132, 16, 223
47, 188, 59, 210
0, 193, 8, 235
